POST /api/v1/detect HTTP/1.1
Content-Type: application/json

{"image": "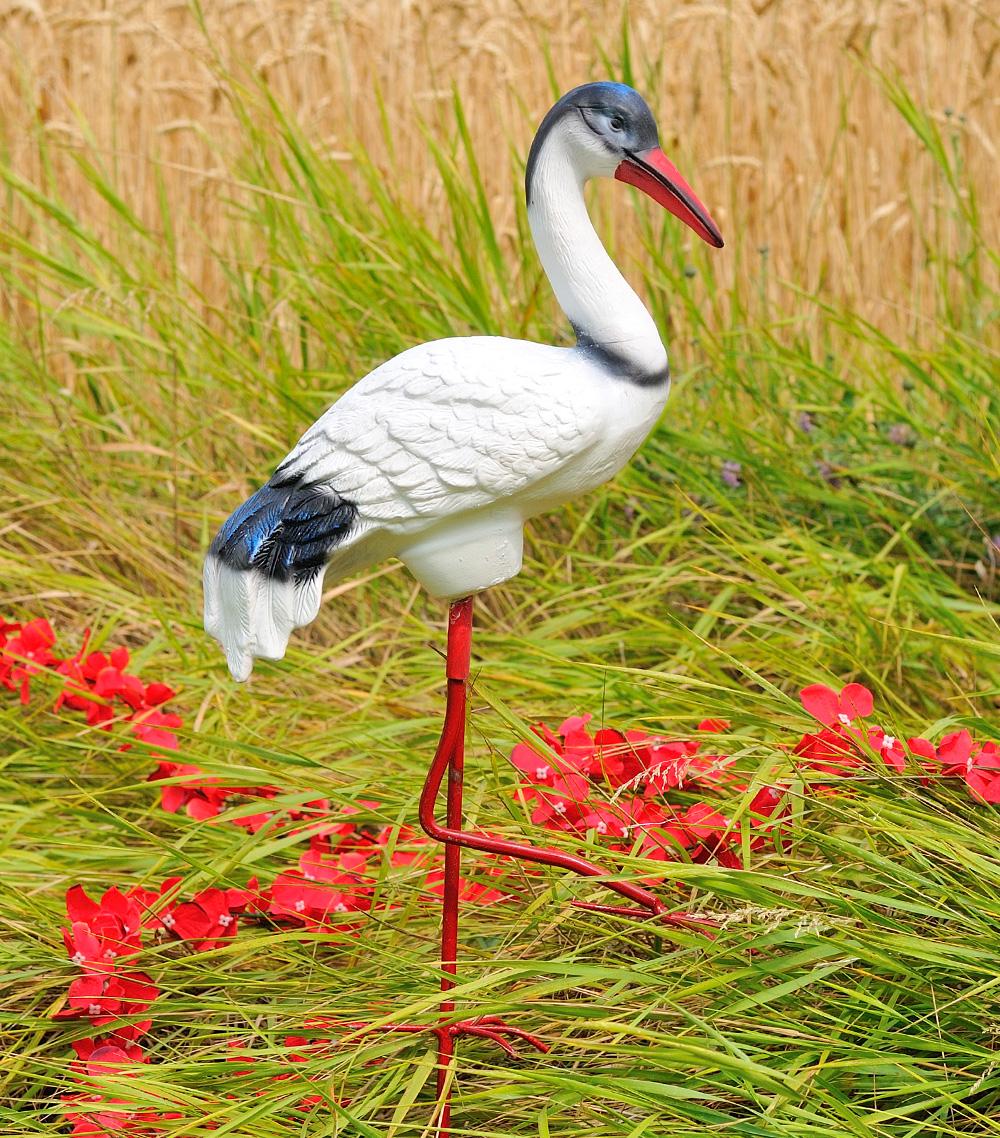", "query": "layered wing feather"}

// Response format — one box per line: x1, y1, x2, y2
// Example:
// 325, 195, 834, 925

273, 337, 600, 526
